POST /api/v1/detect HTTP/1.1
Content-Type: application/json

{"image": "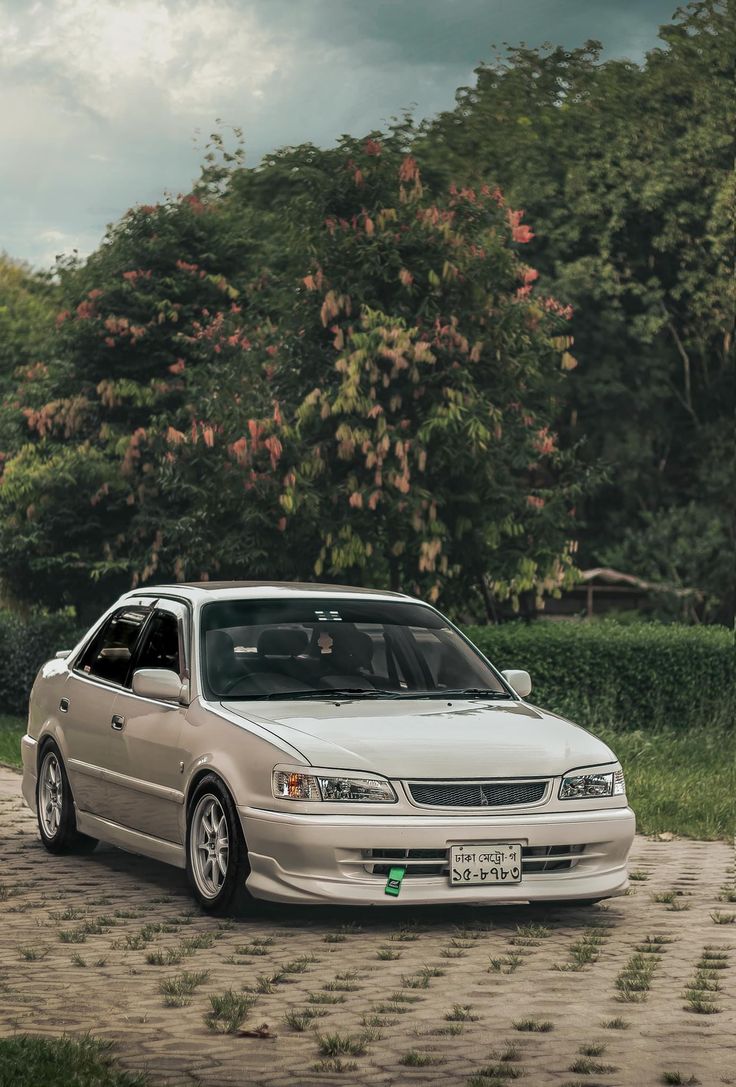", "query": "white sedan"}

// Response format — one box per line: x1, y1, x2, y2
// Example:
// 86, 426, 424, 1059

21, 582, 635, 913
